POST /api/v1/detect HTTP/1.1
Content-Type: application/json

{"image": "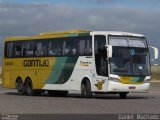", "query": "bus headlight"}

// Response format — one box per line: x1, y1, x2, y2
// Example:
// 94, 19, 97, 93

109, 77, 120, 82
144, 79, 150, 83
